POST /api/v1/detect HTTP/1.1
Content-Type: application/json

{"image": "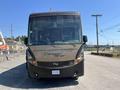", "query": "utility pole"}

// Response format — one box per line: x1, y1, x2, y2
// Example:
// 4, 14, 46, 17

92, 14, 102, 53
11, 24, 13, 39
